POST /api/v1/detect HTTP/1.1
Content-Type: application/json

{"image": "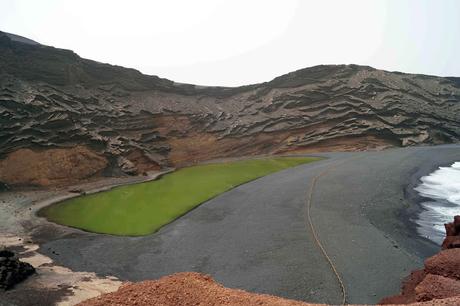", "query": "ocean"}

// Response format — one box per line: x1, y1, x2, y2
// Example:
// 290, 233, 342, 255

415, 162, 460, 245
